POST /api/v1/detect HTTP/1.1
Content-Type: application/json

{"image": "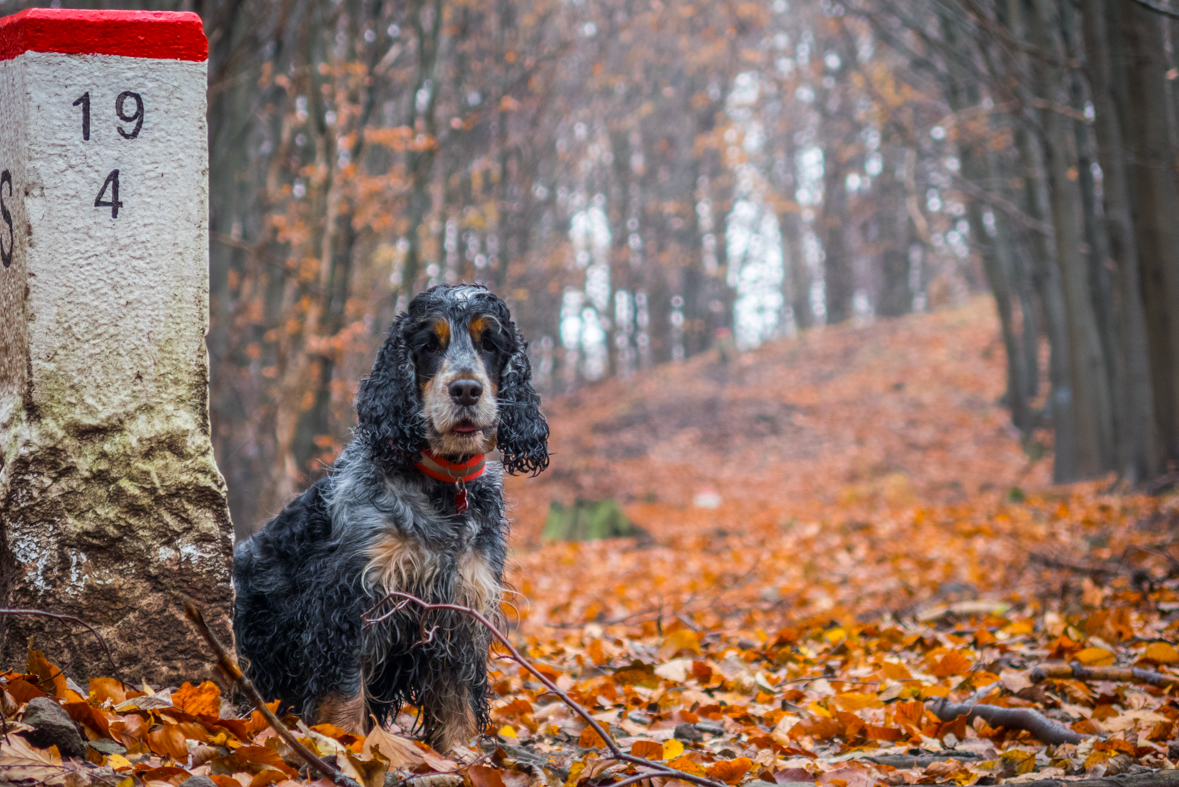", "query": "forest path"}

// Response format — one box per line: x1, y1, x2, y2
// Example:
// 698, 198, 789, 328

507, 297, 1071, 633
508, 296, 1046, 548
